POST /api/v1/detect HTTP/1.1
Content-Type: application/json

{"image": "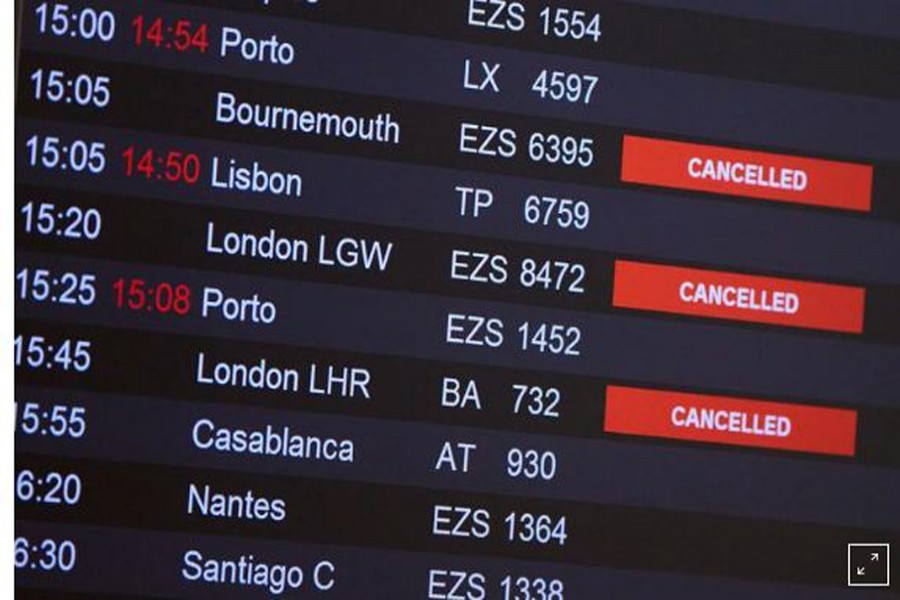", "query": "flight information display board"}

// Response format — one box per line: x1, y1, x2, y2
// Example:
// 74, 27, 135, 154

13, 0, 900, 597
